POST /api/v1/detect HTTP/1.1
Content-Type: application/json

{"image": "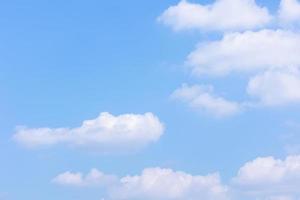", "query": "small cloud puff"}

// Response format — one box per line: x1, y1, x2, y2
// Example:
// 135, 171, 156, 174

52, 169, 117, 187
172, 84, 241, 117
